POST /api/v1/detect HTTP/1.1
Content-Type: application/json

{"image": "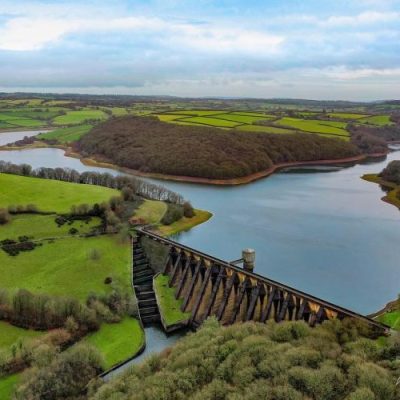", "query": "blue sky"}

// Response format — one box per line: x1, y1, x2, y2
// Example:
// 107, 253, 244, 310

0, 0, 399, 100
